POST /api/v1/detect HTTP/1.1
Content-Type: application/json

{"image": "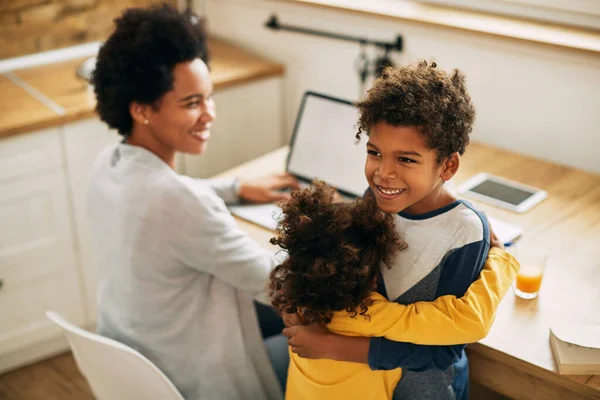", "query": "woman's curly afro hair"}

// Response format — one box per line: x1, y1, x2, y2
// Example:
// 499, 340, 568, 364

355, 61, 476, 163
268, 181, 406, 324
92, 4, 209, 136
